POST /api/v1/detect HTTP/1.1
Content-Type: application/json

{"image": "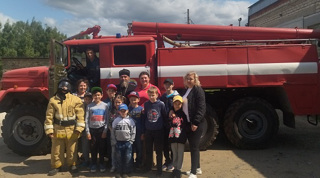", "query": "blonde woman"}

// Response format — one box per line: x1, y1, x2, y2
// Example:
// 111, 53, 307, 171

181, 71, 205, 178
